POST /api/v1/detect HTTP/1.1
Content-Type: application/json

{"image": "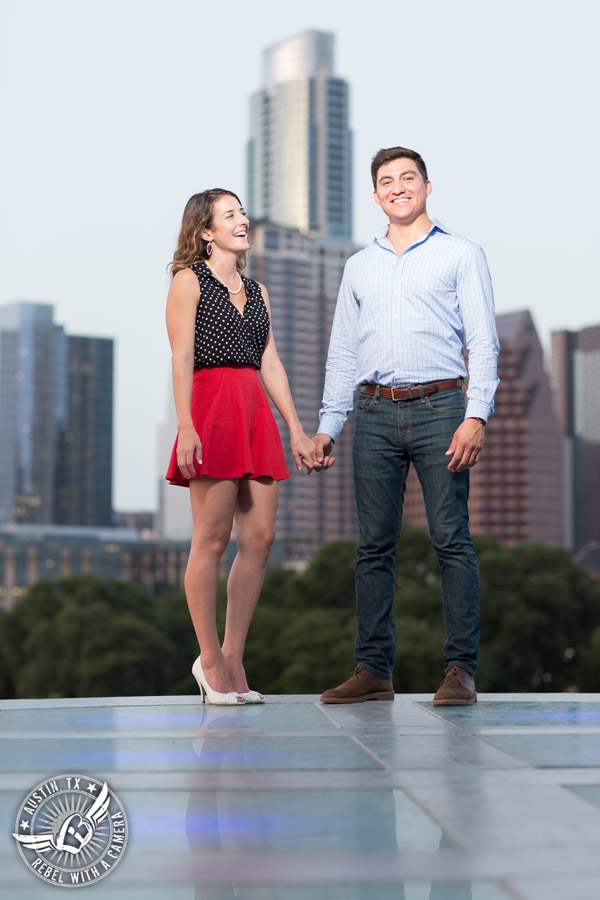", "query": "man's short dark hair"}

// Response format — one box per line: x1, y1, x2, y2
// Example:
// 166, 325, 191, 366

371, 147, 429, 188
